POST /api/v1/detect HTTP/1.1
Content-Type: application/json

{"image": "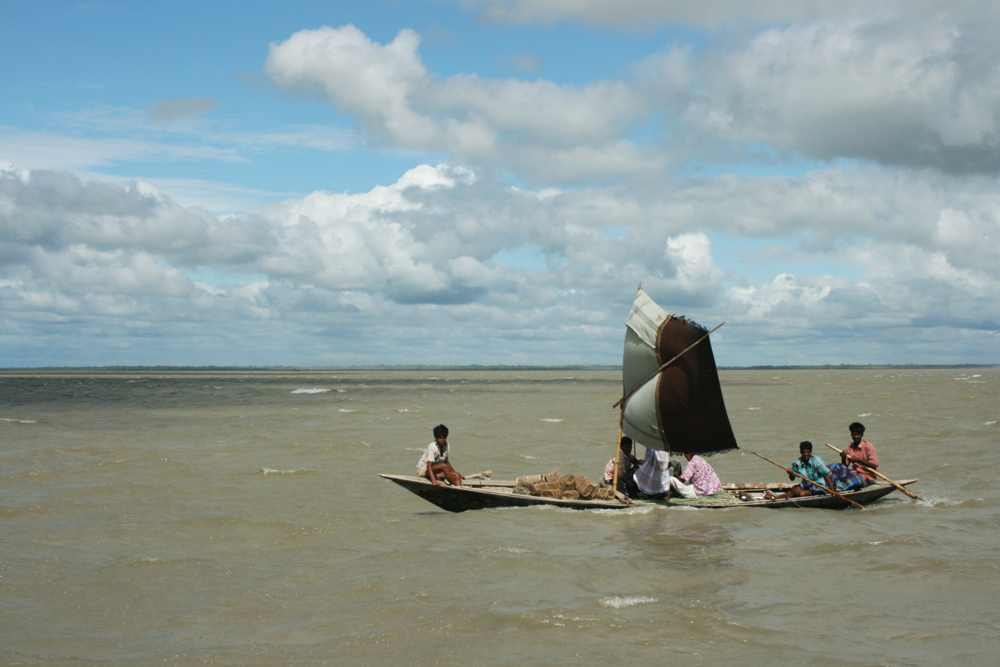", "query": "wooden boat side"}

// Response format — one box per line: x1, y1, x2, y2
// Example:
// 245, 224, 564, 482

676, 479, 918, 509
379, 474, 917, 512
378, 474, 630, 513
